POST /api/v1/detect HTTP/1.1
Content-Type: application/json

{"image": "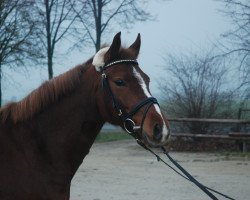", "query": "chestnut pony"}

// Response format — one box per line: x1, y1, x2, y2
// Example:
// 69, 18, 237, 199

0, 33, 170, 200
